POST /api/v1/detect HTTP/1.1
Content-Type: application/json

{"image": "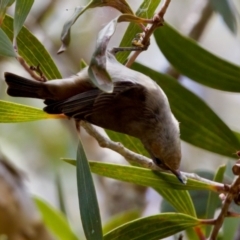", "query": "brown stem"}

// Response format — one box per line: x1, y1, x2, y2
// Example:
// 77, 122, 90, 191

125, 0, 171, 67
80, 121, 158, 170
209, 176, 240, 239
17, 56, 47, 81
